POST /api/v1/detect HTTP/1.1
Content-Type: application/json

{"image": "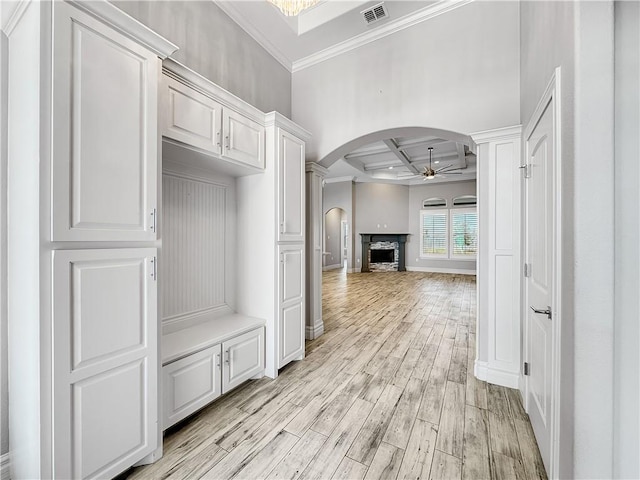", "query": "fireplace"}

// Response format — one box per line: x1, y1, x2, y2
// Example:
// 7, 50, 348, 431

360, 234, 409, 272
